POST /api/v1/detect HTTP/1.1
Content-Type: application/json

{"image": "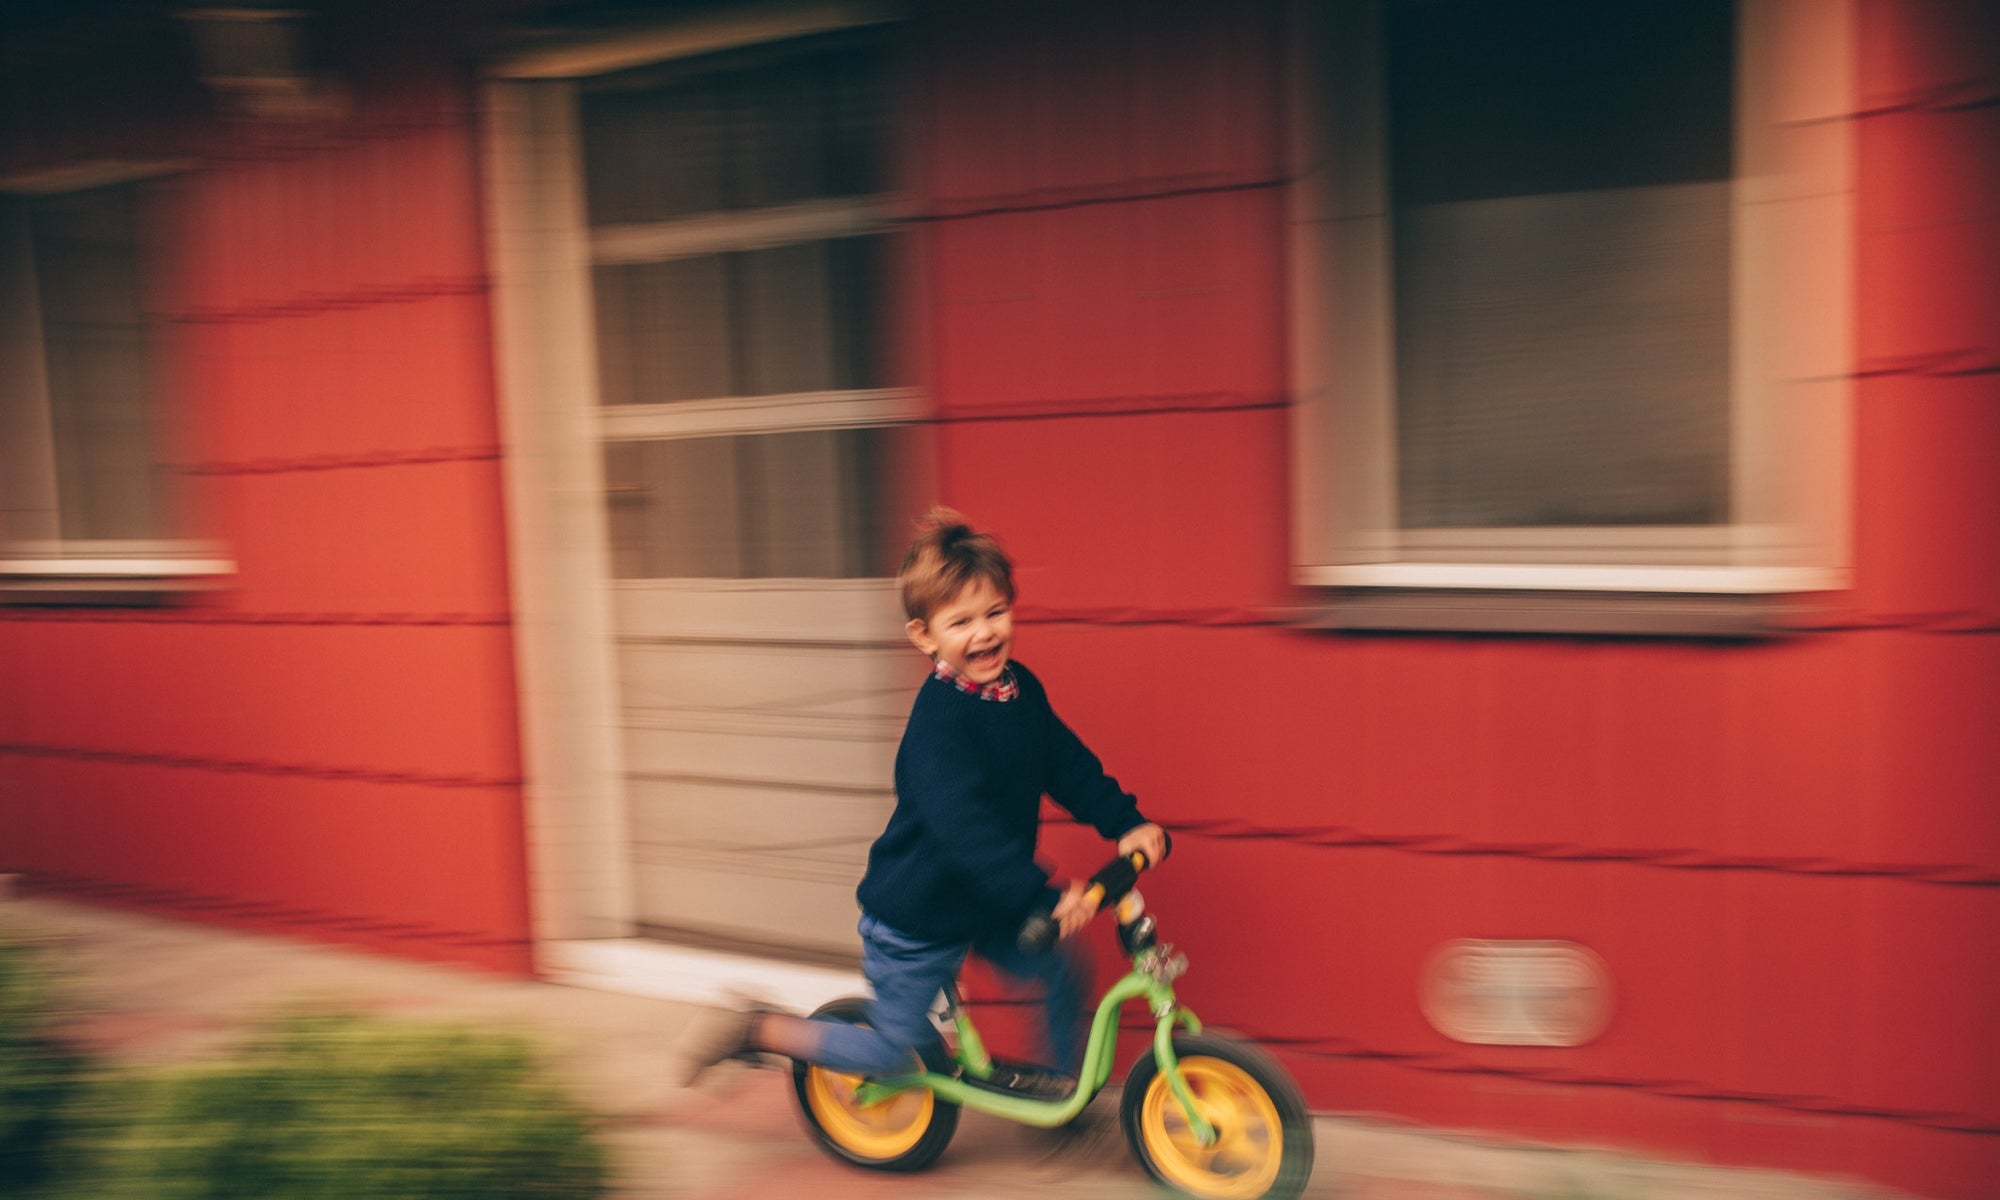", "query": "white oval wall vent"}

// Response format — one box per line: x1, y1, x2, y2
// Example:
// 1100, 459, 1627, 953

1419, 939, 1612, 1047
